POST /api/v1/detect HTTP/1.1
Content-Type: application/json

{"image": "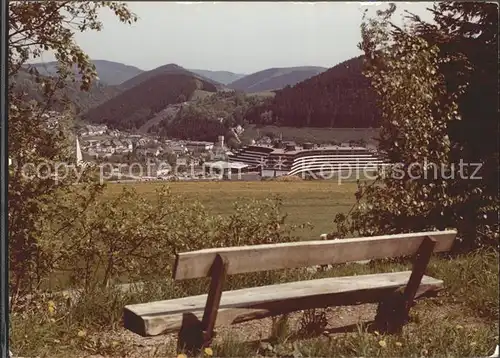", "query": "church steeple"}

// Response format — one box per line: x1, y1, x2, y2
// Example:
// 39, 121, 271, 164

75, 136, 83, 165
